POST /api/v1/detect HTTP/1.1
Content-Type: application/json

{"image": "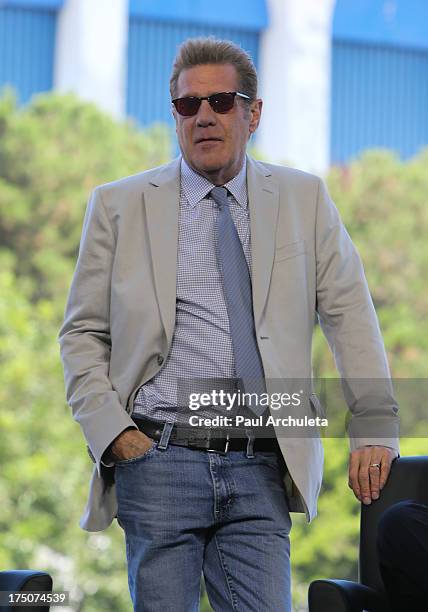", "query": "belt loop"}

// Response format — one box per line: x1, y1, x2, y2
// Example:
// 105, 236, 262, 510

245, 429, 255, 459
158, 421, 174, 450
